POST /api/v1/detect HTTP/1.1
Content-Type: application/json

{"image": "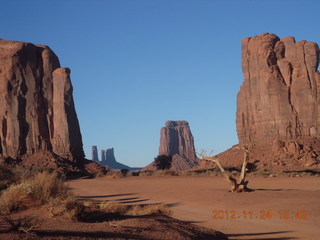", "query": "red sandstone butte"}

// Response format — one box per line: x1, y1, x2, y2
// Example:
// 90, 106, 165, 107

0, 39, 84, 166
200, 33, 320, 171
143, 121, 199, 172
237, 33, 320, 144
